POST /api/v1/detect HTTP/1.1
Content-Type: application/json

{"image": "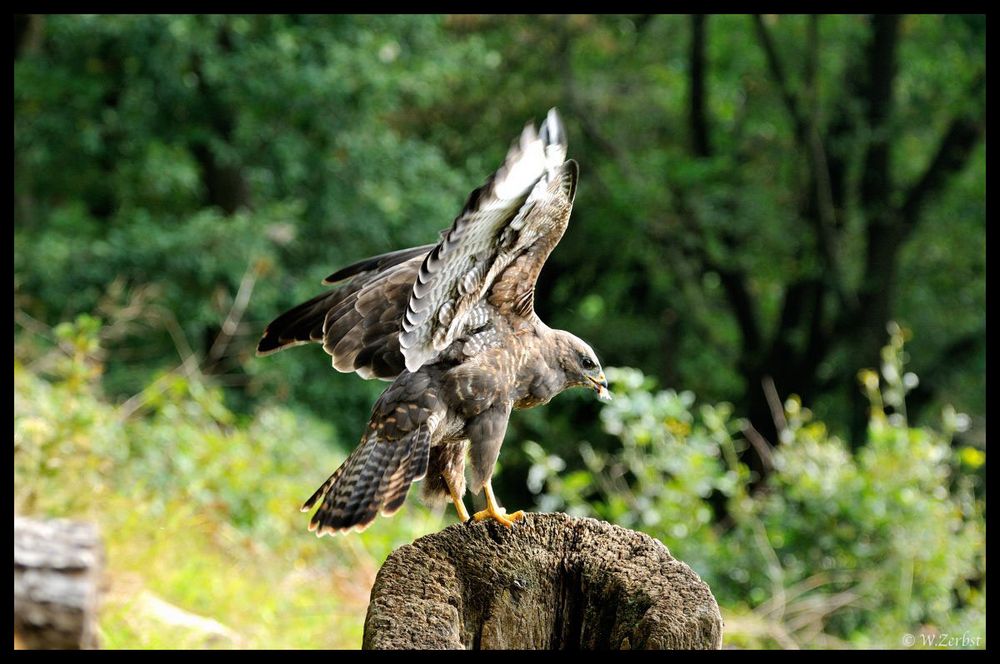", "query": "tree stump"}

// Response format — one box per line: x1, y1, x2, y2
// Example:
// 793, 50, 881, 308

363, 512, 723, 649
14, 516, 104, 649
